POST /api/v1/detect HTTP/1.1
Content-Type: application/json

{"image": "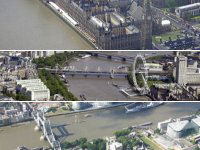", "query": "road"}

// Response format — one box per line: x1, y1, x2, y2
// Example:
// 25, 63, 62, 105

152, 6, 200, 49
152, 6, 185, 29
